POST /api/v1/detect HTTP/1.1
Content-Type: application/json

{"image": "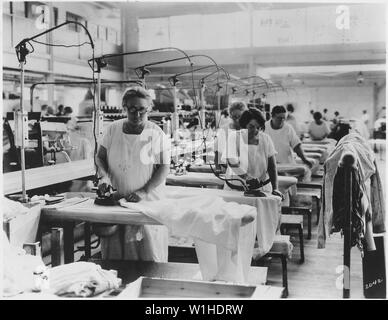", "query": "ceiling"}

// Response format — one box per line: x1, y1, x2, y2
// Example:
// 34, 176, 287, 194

97, 1, 386, 88
117, 2, 338, 18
